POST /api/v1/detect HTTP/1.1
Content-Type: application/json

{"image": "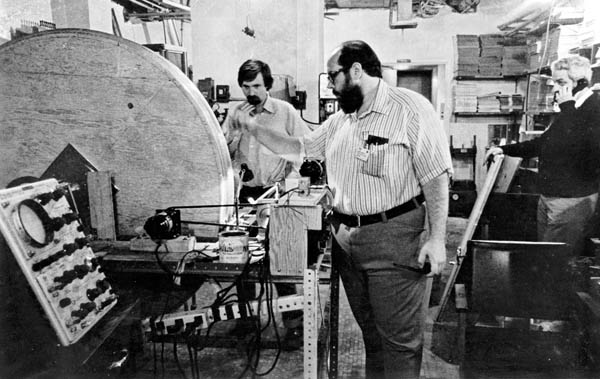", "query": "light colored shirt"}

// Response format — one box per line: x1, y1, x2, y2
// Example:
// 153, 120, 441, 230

575, 87, 593, 109
223, 95, 310, 187
303, 80, 452, 215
